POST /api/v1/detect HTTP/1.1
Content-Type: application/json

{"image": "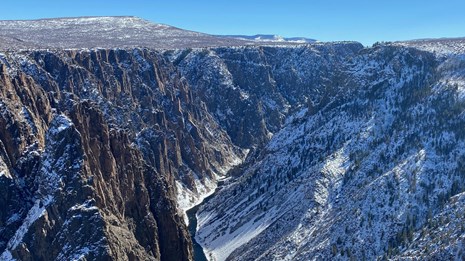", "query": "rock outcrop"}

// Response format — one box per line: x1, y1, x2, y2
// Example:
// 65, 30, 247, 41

168, 43, 363, 147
